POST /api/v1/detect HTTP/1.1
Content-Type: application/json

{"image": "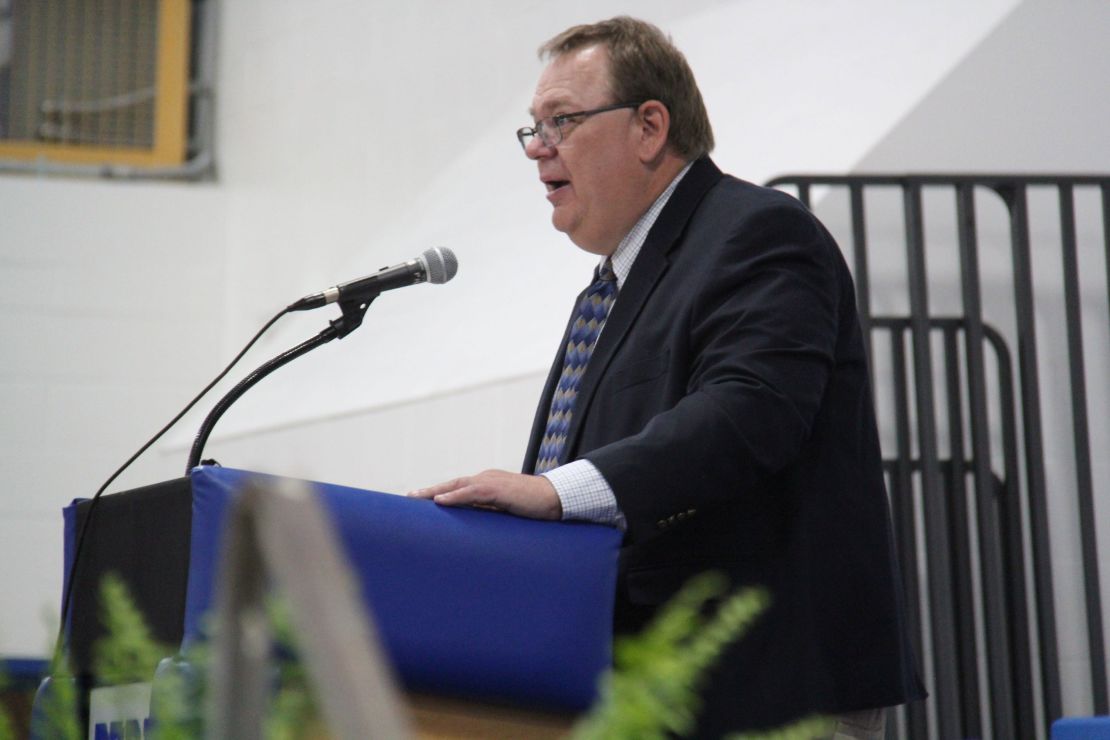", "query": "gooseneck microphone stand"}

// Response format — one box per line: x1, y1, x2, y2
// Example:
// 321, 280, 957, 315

55, 247, 457, 714
187, 296, 374, 472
